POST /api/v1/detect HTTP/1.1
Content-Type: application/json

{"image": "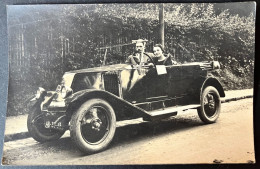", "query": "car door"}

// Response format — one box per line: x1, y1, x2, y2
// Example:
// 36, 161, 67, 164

167, 64, 205, 98
120, 65, 169, 103
142, 66, 168, 100
120, 66, 148, 102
